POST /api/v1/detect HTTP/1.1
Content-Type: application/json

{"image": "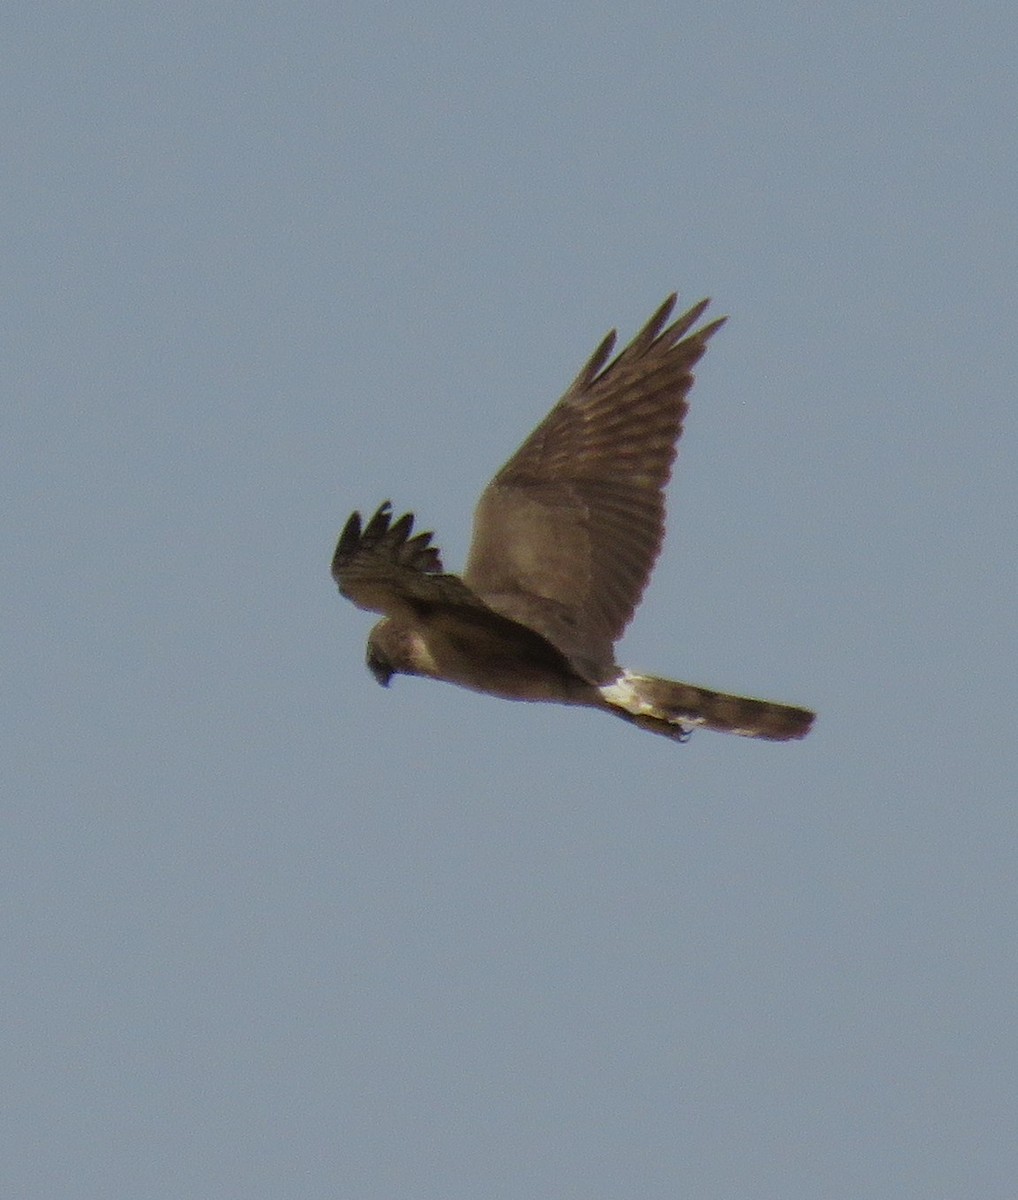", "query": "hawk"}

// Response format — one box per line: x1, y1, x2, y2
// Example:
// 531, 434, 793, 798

332, 294, 814, 742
